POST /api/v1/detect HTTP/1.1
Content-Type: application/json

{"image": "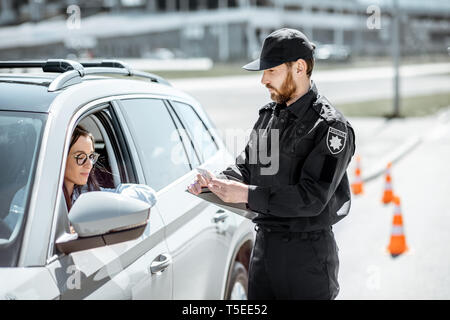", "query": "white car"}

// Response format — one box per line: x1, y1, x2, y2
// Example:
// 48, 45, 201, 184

0, 59, 254, 300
